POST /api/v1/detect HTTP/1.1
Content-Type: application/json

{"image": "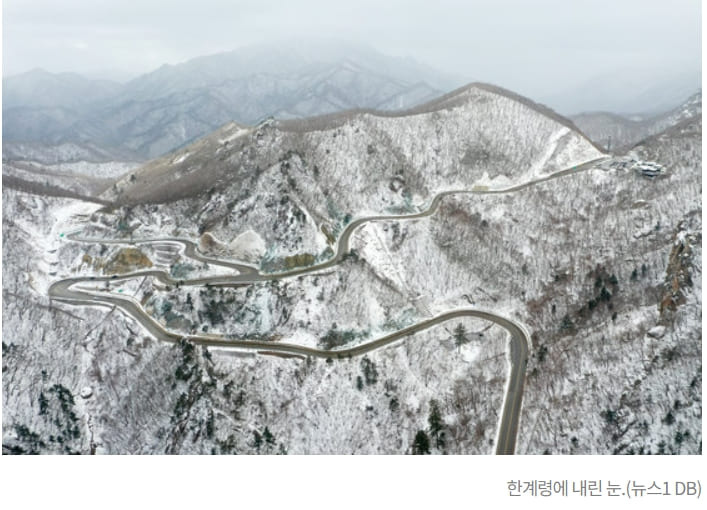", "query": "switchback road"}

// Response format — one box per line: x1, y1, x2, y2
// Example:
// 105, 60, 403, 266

50, 156, 607, 454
